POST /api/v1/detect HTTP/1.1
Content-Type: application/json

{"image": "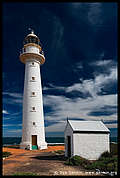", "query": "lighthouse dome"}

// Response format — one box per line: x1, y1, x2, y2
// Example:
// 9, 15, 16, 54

23, 30, 41, 46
